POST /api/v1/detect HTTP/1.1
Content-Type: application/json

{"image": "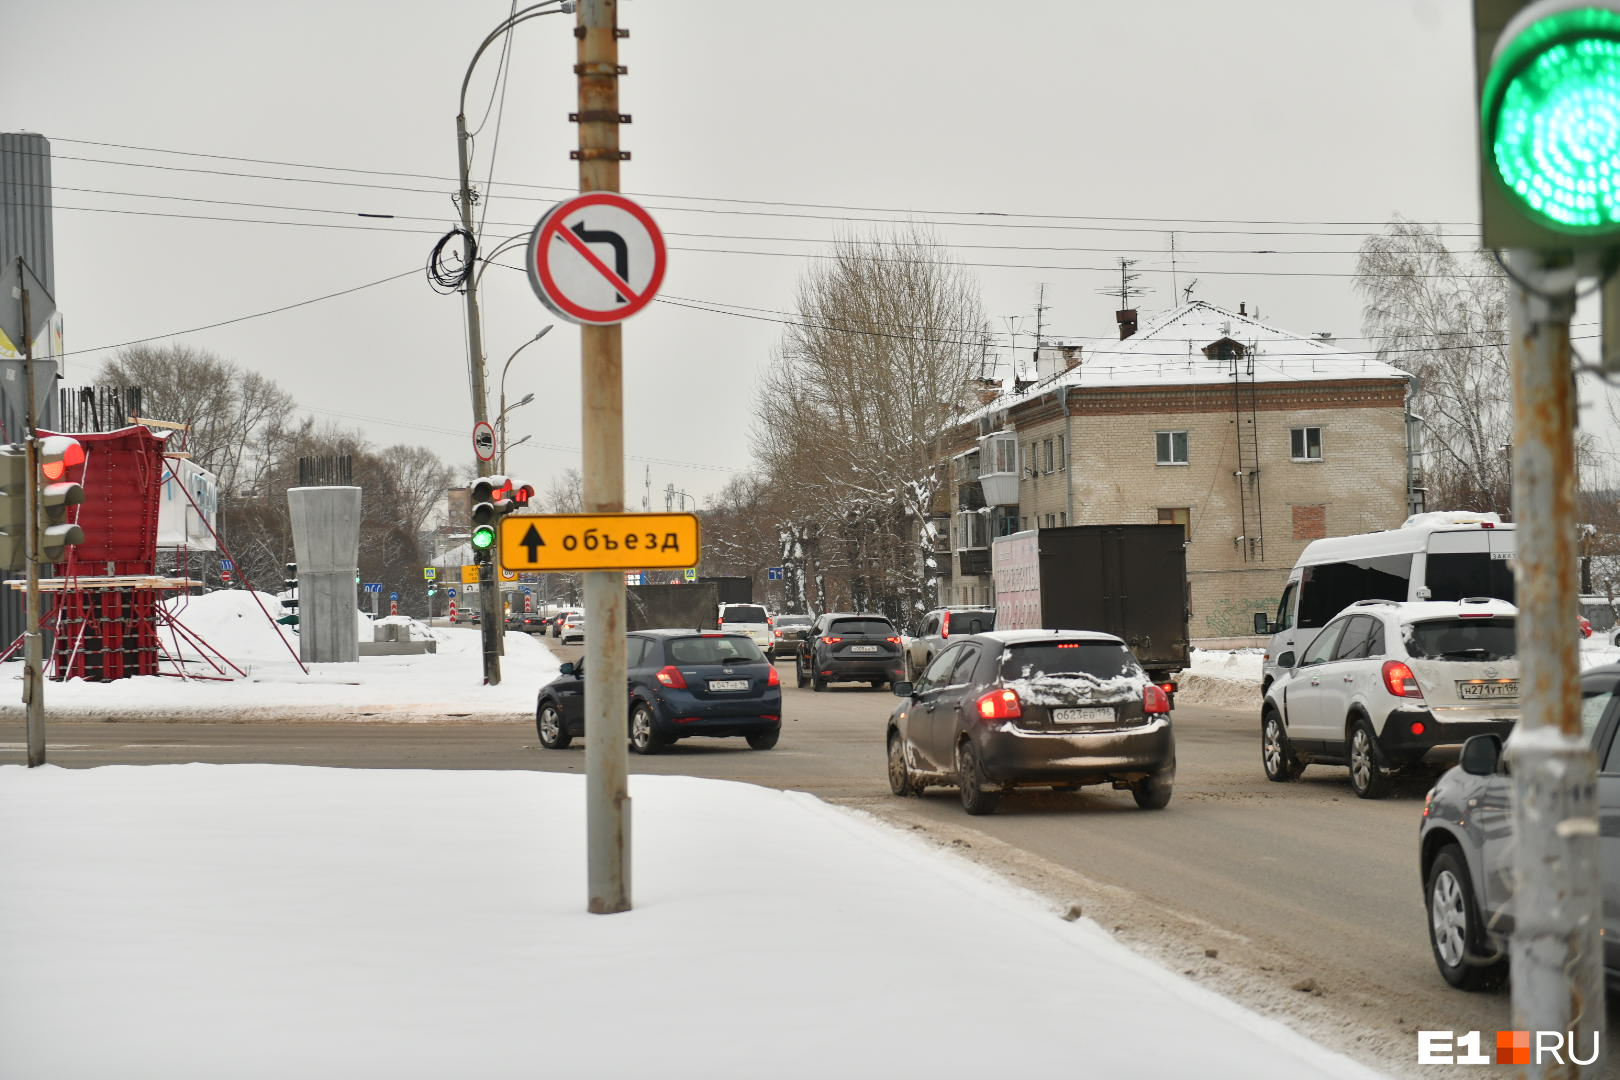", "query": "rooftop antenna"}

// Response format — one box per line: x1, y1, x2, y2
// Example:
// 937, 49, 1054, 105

1169, 232, 1178, 306
643, 465, 651, 512
1002, 314, 1026, 381
1182, 277, 1198, 305
1033, 283, 1049, 376
1097, 257, 1149, 310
